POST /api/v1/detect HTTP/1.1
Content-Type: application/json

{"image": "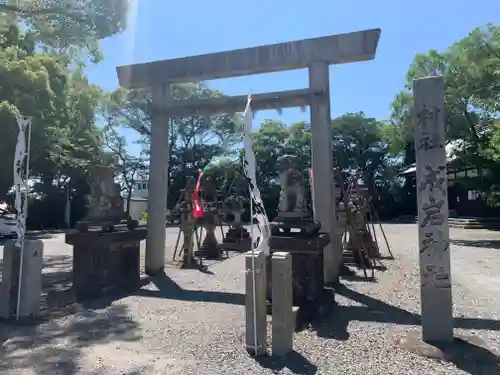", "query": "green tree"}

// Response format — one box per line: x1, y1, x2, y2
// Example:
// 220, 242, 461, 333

101, 111, 147, 215
0, 21, 68, 197
332, 112, 394, 196
390, 24, 500, 154
111, 83, 241, 207
0, 0, 129, 62
387, 23, 500, 205
0, 21, 108, 229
